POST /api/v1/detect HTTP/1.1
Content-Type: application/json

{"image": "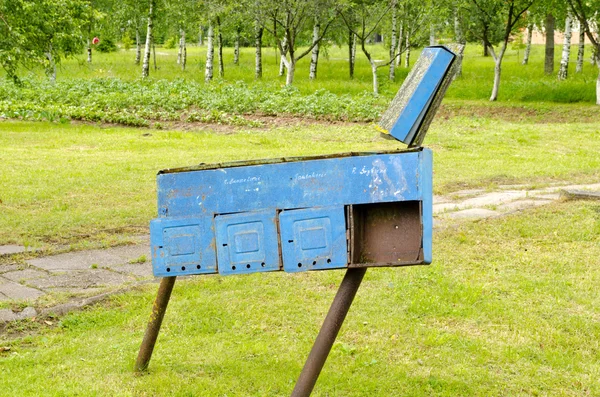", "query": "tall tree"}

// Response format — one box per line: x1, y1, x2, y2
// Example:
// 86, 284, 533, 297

467, 0, 535, 101
141, 0, 155, 78
558, 11, 573, 80
567, 0, 600, 104
266, 0, 339, 86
